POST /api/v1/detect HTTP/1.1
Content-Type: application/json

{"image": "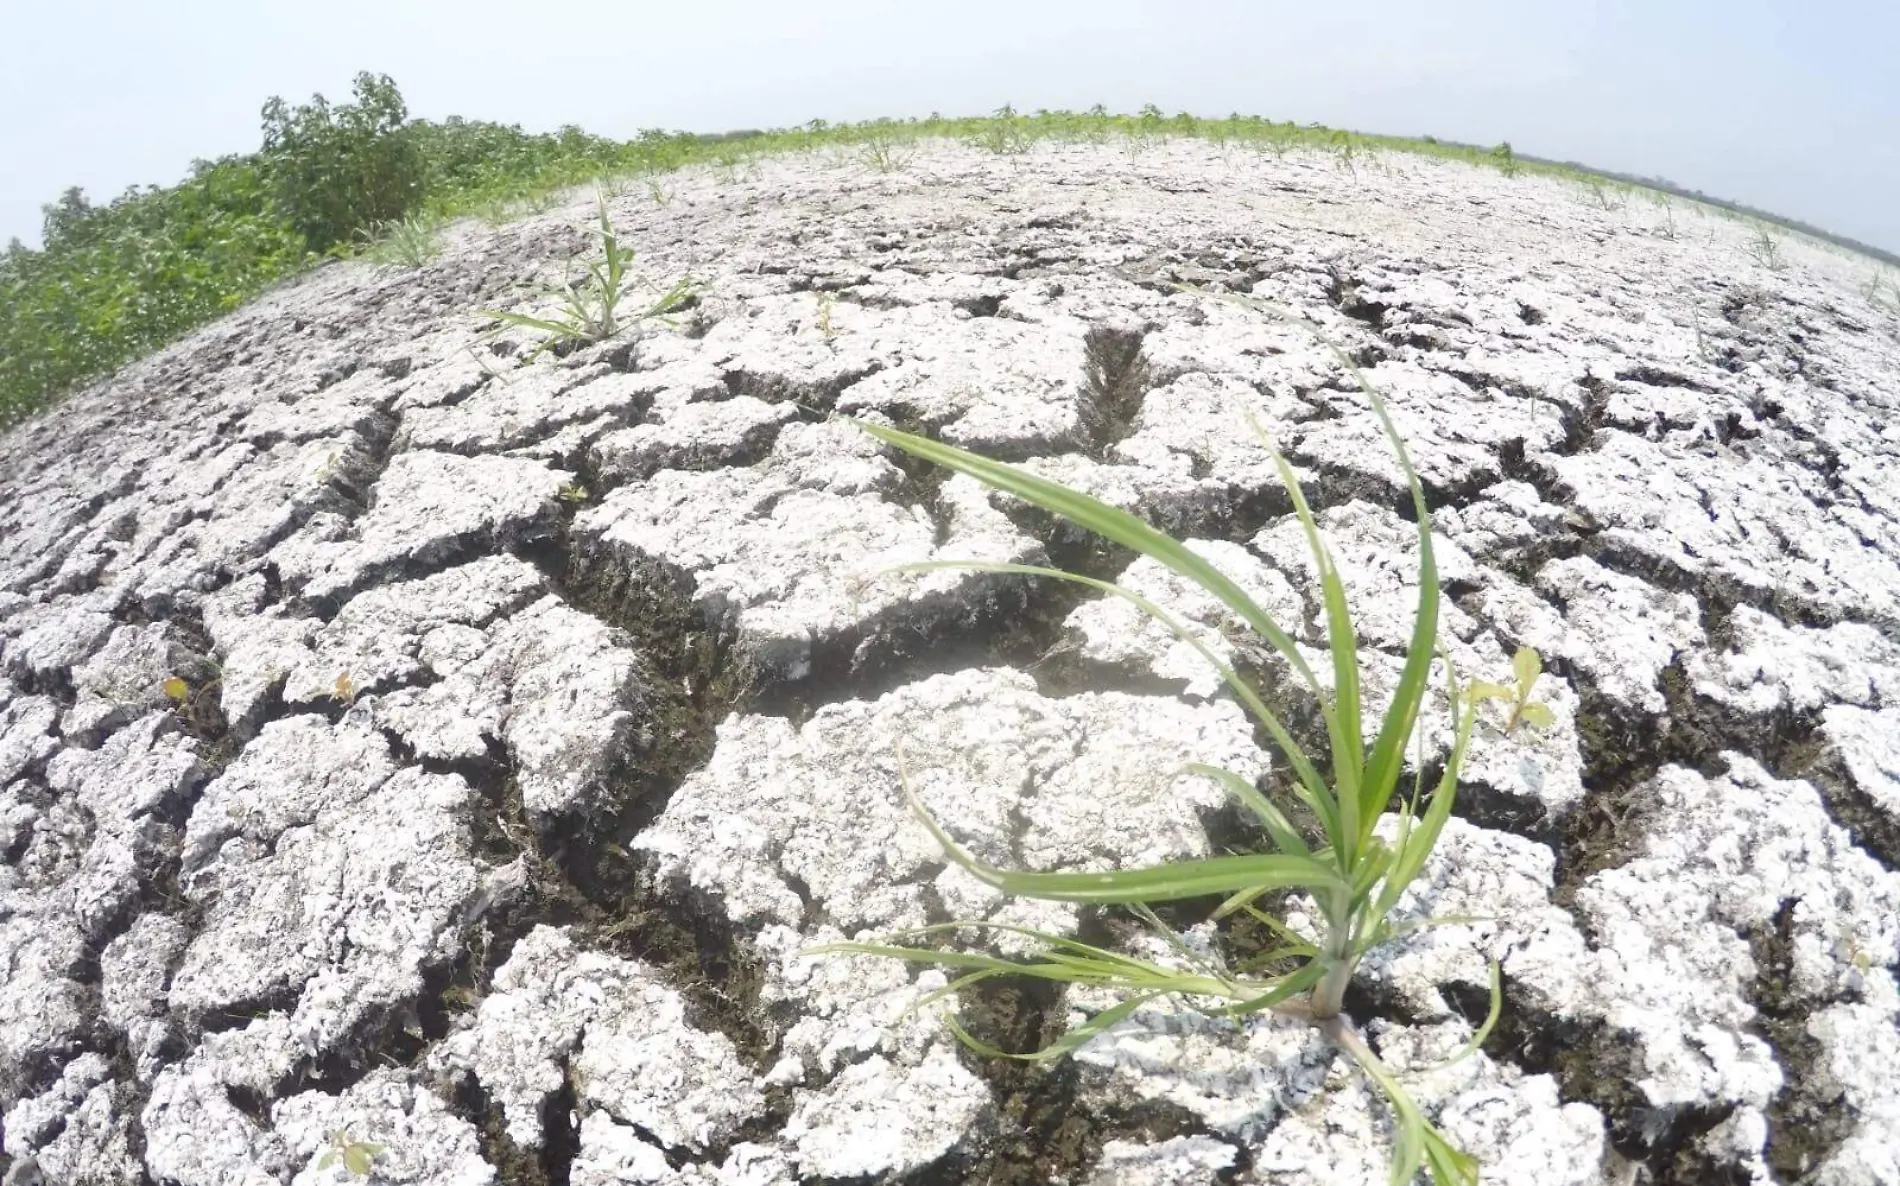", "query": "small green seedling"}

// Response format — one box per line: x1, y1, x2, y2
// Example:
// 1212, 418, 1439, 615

161, 668, 228, 736
815, 291, 837, 344
316, 1129, 384, 1178
826, 292, 1526, 1186
480, 193, 699, 360
1464, 645, 1556, 735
